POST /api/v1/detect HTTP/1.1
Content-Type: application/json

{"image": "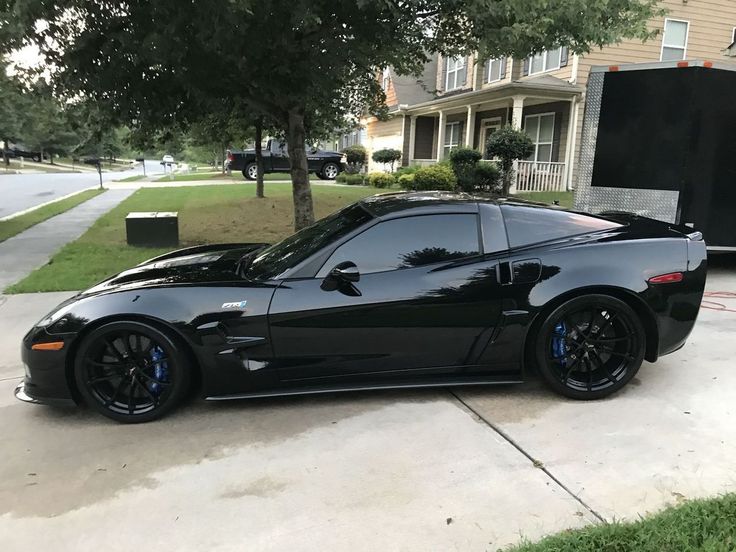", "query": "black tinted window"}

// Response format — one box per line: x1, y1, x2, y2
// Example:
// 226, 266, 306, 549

501, 205, 622, 248
318, 214, 480, 276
